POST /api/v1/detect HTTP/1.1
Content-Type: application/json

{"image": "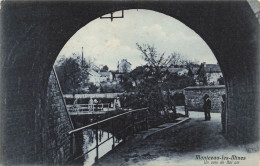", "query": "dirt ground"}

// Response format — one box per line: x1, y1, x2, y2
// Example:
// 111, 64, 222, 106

97, 111, 259, 166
